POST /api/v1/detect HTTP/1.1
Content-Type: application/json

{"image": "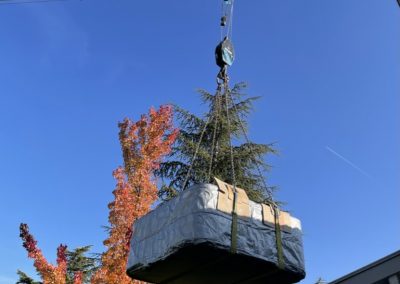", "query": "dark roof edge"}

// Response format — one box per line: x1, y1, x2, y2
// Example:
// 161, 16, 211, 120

330, 250, 400, 284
